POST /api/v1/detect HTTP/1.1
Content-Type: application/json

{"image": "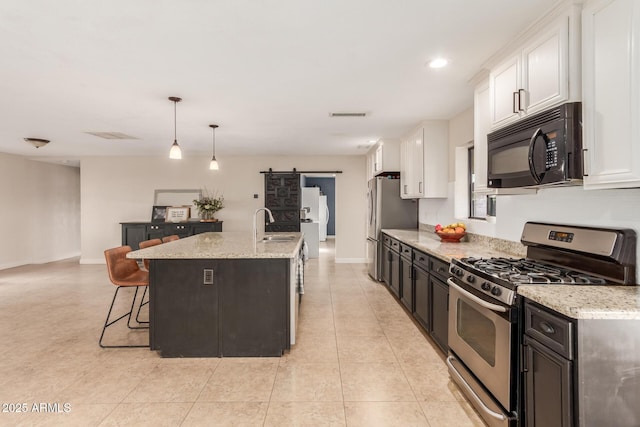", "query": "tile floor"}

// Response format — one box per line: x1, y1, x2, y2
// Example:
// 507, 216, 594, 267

0, 239, 485, 426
